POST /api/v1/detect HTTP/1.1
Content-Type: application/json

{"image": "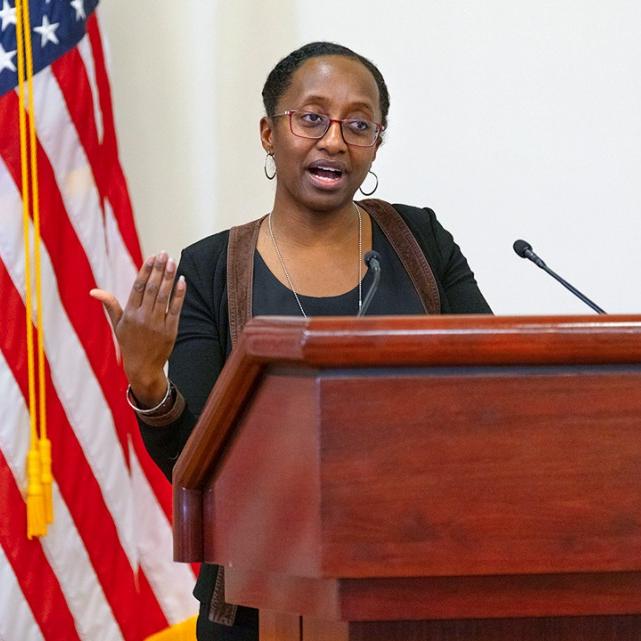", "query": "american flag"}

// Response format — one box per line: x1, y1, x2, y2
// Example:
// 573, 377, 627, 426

0, 1, 197, 639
